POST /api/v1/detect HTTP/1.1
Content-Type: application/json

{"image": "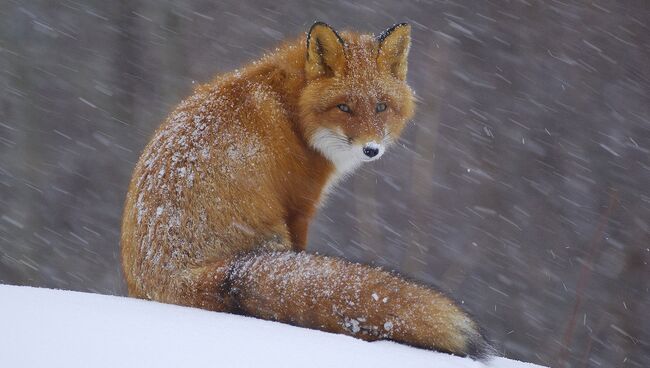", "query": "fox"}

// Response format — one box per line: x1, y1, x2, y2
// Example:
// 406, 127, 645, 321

121, 22, 492, 358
